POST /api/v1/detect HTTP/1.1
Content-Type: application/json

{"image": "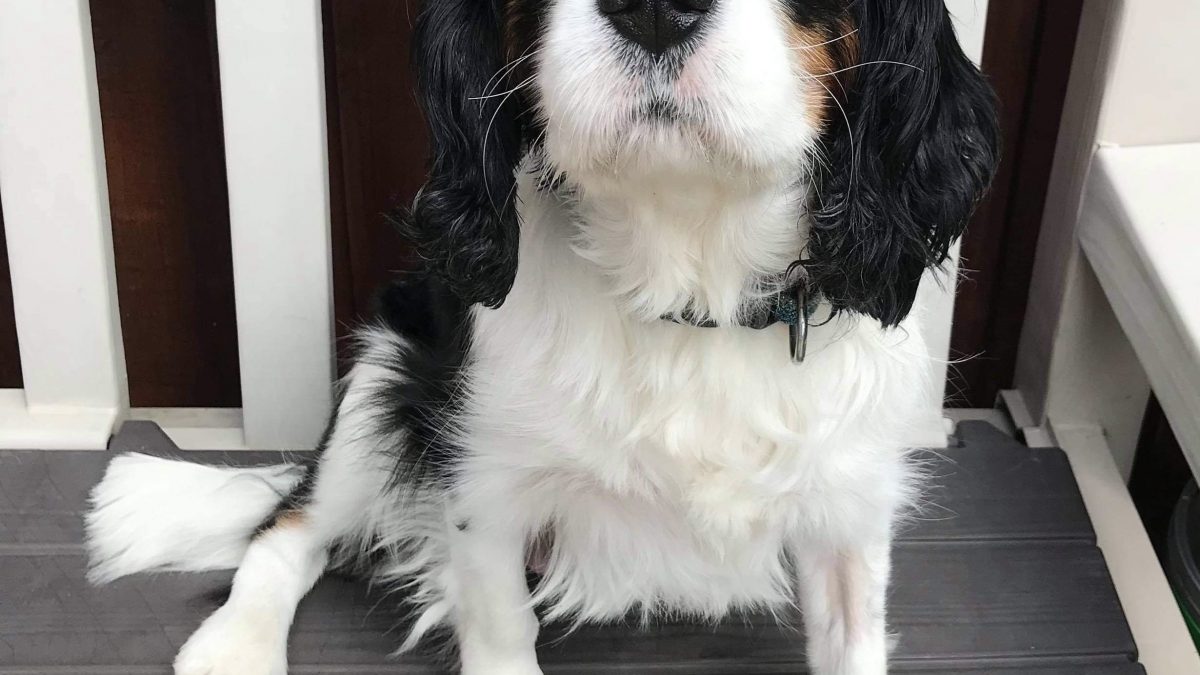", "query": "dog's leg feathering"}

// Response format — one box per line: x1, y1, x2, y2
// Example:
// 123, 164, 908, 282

174, 516, 325, 675
795, 539, 892, 675
175, 359, 398, 675
448, 504, 543, 675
